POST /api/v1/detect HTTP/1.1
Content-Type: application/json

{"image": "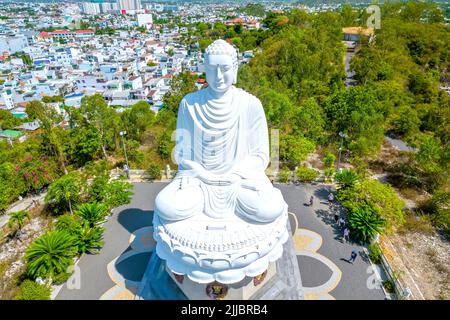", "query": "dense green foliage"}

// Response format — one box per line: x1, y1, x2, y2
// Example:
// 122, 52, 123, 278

14, 280, 51, 300
338, 179, 406, 229
295, 166, 319, 183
